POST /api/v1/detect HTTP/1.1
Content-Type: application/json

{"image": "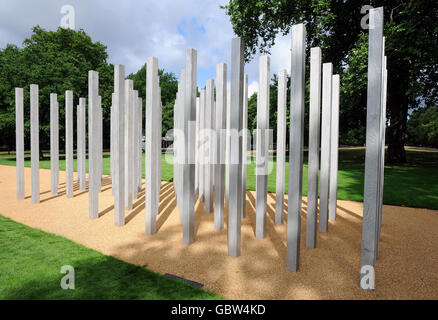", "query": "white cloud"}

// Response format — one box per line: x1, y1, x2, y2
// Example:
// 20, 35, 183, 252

244, 32, 292, 88
270, 33, 292, 75
0, 0, 294, 89
248, 80, 259, 97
